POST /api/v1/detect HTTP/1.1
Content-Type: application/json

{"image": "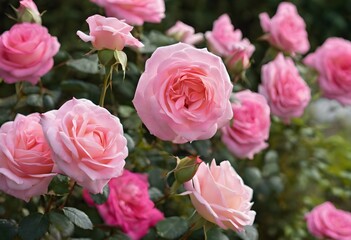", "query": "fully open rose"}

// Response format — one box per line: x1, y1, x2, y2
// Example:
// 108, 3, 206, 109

0, 113, 55, 202
133, 43, 233, 143
41, 98, 128, 194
